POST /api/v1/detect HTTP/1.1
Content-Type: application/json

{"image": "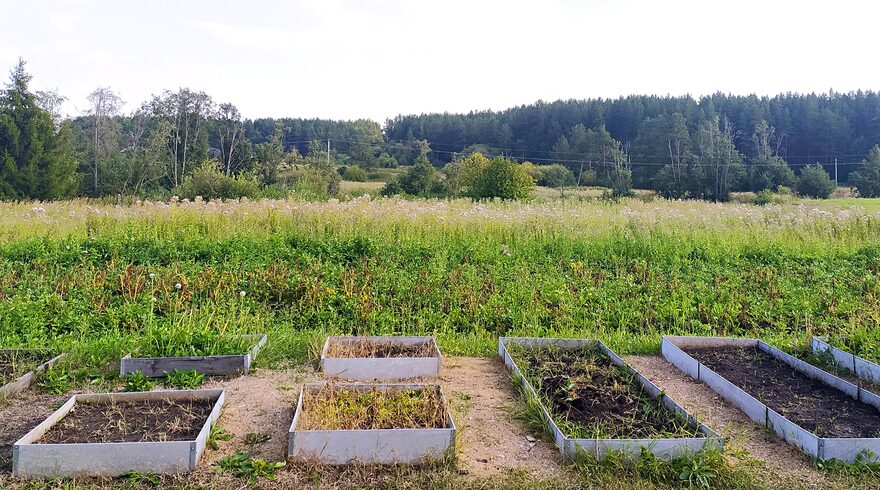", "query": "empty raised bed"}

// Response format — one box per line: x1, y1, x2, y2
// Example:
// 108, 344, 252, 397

288, 383, 455, 464
13, 389, 225, 478
663, 336, 880, 463
320, 336, 441, 381
120, 334, 267, 377
0, 349, 63, 399
499, 337, 721, 461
